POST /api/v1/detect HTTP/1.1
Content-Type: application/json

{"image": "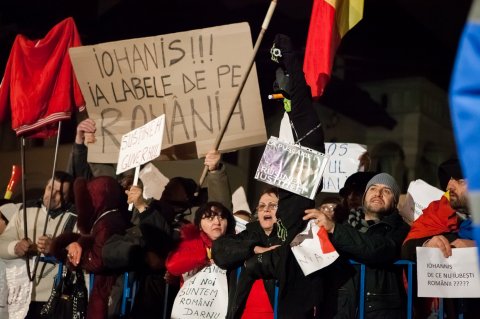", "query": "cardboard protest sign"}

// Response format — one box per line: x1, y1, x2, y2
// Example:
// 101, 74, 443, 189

254, 137, 328, 199
69, 23, 267, 163
321, 143, 367, 193
416, 247, 480, 298
171, 264, 228, 319
116, 115, 165, 174
399, 179, 444, 223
